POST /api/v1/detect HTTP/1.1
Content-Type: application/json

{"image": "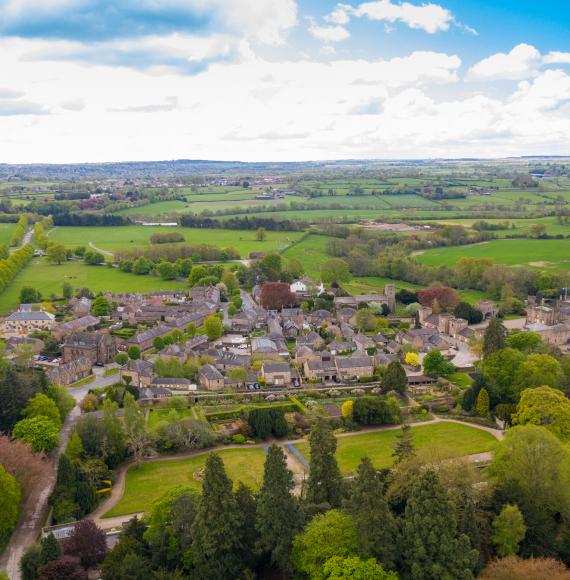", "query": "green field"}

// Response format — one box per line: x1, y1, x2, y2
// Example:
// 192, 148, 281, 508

282, 234, 331, 277
0, 223, 16, 246
48, 226, 305, 255
0, 259, 188, 314
148, 406, 196, 430
416, 238, 570, 270
294, 422, 497, 475
104, 447, 267, 517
